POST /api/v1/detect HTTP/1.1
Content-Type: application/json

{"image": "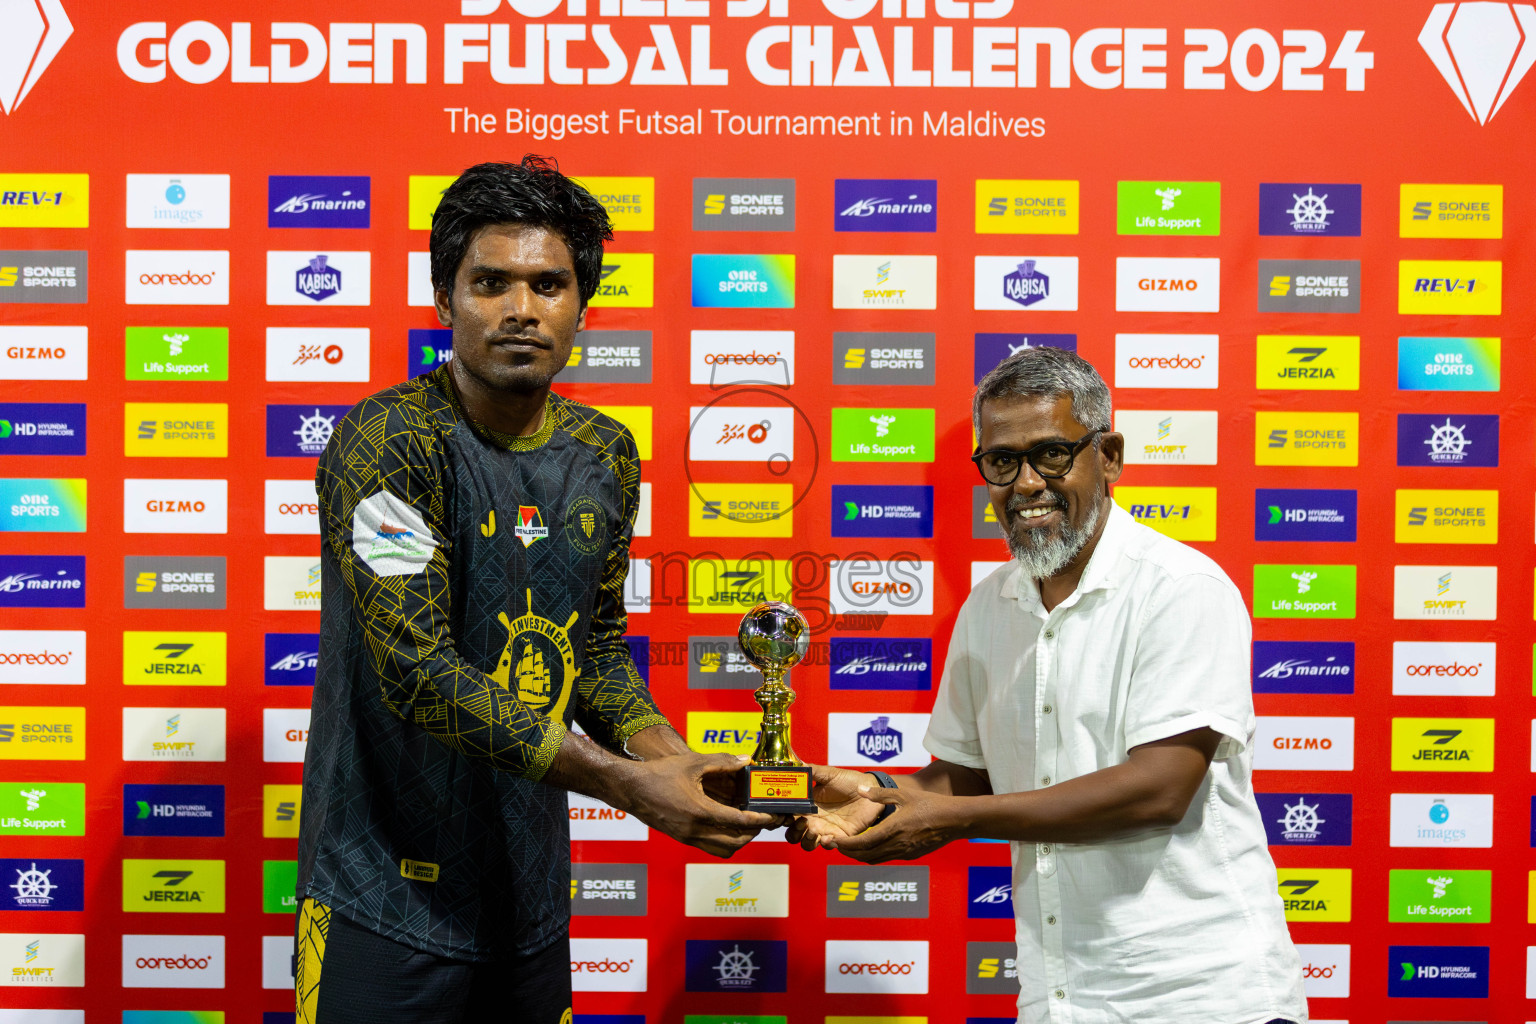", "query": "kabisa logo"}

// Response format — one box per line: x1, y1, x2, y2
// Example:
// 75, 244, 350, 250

967, 866, 1013, 919
266, 405, 344, 458
3, 858, 83, 911
1420, 3, 1535, 124
0, 555, 84, 609
1002, 260, 1048, 306
264, 634, 318, 686
976, 256, 1079, 311
1258, 183, 1362, 237
974, 333, 1076, 384
833, 179, 937, 232
268, 176, 370, 229
1397, 336, 1500, 391
1255, 488, 1357, 543
684, 939, 787, 993
855, 717, 903, 763
1252, 640, 1354, 694
1397, 413, 1498, 466
1256, 793, 1352, 846
123, 783, 224, 838
408, 327, 453, 377
0, 402, 84, 456
0, 3, 74, 115
832, 485, 933, 539
266, 250, 370, 307
294, 255, 340, 302
828, 639, 932, 691
1387, 944, 1489, 998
